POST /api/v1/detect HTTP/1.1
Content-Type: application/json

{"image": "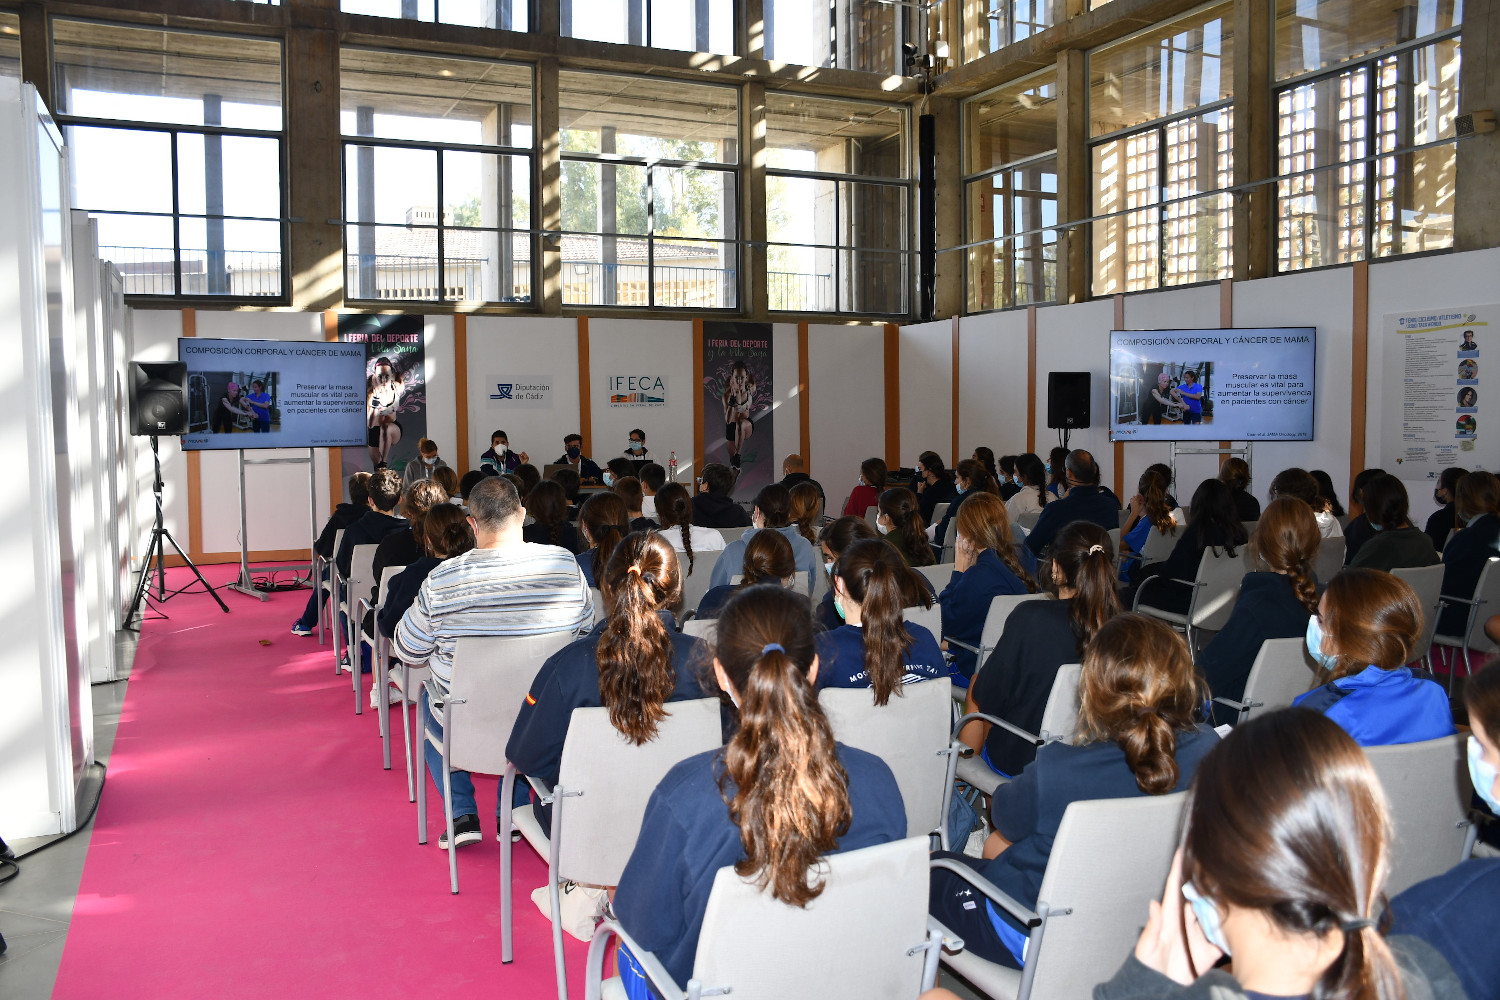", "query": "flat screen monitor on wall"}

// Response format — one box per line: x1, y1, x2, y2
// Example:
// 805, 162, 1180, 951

1109, 328, 1317, 442
178, 338, 369, 451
